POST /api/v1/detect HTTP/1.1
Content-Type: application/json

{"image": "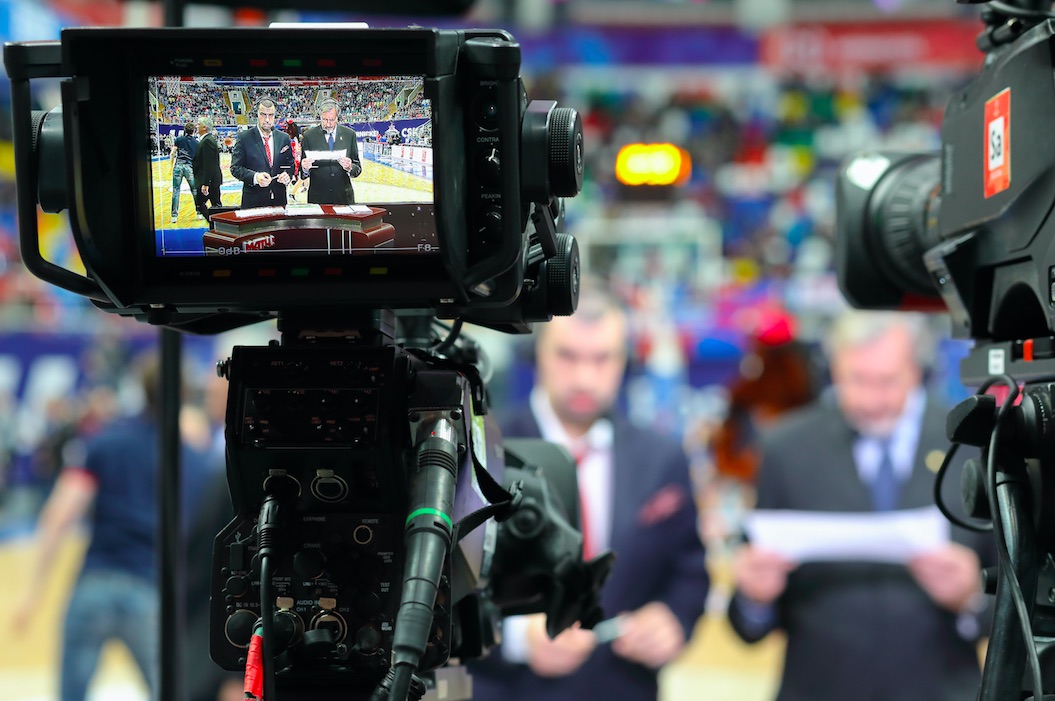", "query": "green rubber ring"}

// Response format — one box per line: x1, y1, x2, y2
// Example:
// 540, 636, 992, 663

406, 507, 453, 529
